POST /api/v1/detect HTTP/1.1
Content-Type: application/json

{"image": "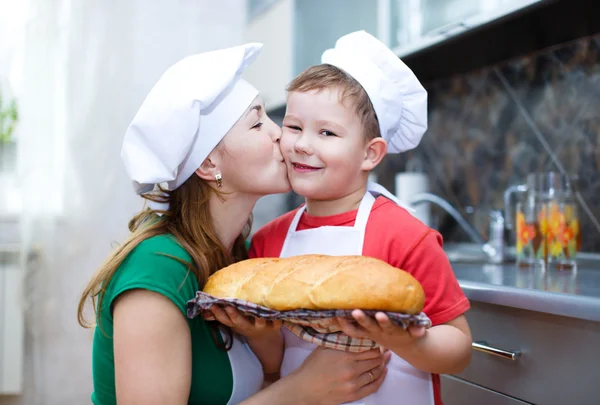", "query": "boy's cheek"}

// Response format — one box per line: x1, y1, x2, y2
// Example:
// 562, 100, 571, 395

279, 132, 295, 156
